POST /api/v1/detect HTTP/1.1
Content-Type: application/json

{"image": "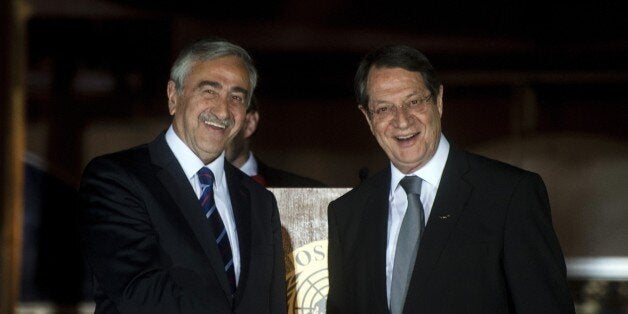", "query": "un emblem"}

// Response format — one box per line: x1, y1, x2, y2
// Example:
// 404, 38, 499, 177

286, 240, 329, 314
